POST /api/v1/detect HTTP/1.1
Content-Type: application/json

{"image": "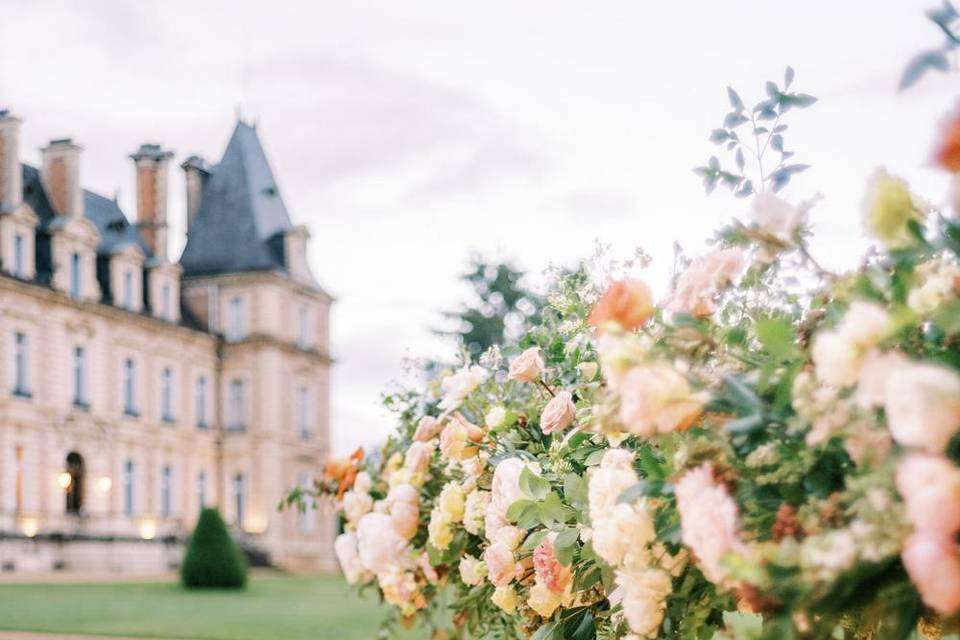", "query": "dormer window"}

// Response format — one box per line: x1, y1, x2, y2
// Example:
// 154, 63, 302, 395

297, 303, 310, 348
69, 252, 82, 299
122, 270, 134, 310
12, 233, 24, 277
